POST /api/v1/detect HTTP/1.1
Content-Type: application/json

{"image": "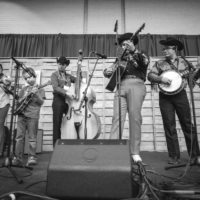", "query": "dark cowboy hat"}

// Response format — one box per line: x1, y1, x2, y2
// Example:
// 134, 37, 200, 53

118, 32, 139, 45
57, 56, 70, 65
159, 37, 184, 51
